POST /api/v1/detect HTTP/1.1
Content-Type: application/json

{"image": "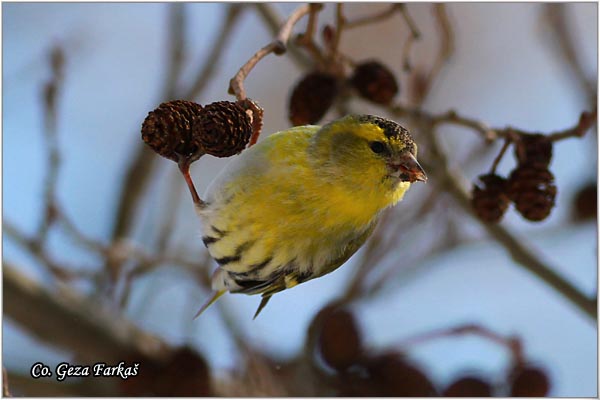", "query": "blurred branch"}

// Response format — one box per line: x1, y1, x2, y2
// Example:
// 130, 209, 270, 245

37, 45, 65, 243
5, 220, 97, 282
253, 4, 312, 69
397, 323, 525, 365
110, 4, 241, 247
4, 263, 174, 364
3, 367, 10, 397
184, 4, 245, 100
5, 370, 117, 397
392, 103, 596, 143
229, 4, 311, 100
163, 3, 186, 100
343, 4, 404, 29
413, 118, 597, 320
545, 4, 596, 106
